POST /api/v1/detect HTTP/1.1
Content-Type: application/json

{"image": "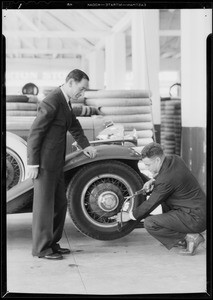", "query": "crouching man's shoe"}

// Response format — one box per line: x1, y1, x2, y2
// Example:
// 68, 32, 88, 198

179, 233, 205, 256
174, 239, 187, 248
